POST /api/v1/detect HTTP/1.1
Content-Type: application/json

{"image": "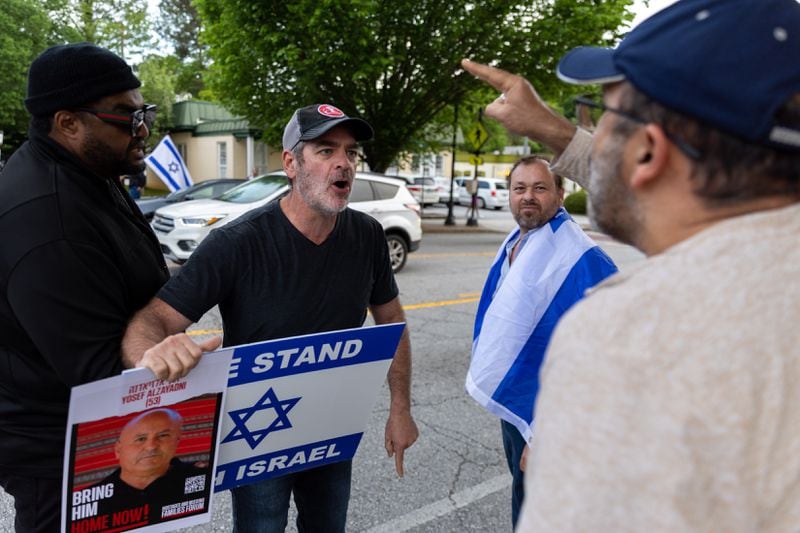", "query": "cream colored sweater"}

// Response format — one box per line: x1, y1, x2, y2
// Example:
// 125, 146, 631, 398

518, 130, 800, 532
